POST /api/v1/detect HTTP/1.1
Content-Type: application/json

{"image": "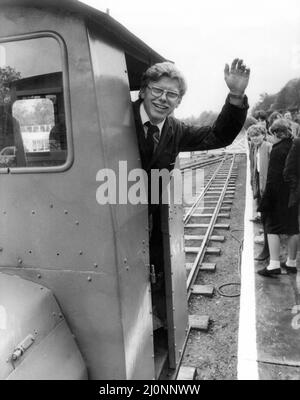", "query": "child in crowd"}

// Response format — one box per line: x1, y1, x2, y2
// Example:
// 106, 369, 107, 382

257, 119, 298, 276
248, 124, 272, 259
